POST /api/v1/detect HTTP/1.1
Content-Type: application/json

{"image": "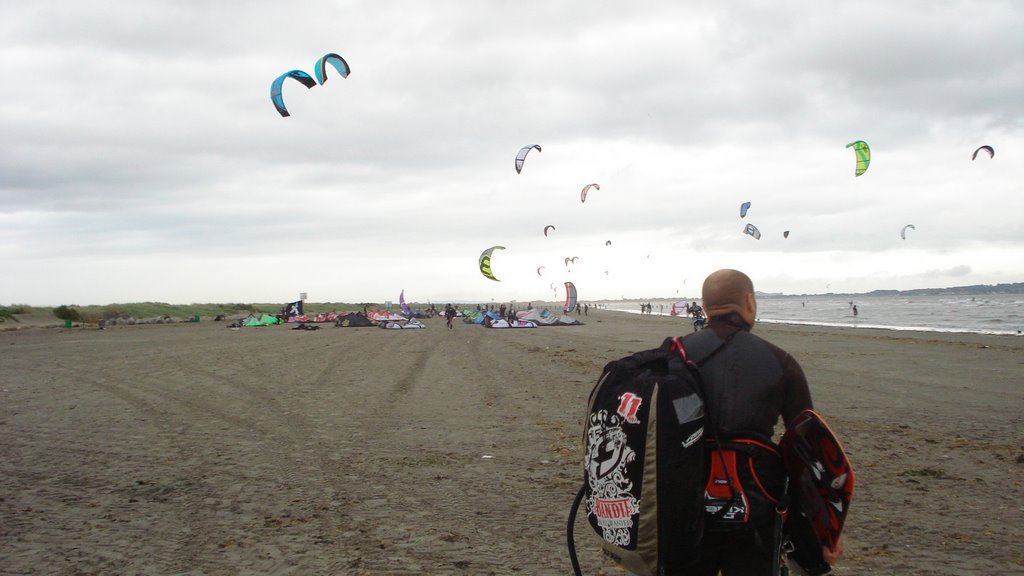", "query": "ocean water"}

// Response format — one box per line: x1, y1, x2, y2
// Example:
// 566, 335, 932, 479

601, 293, 1024, 336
